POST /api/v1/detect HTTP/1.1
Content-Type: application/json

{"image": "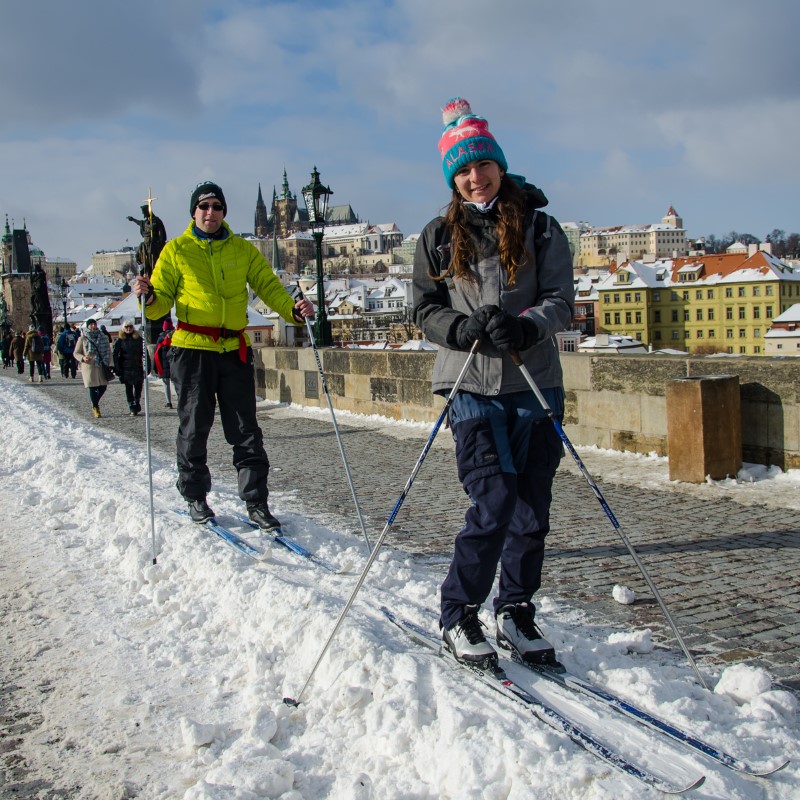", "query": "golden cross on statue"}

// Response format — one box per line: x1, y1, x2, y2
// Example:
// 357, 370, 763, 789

145, 187, 157, 222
